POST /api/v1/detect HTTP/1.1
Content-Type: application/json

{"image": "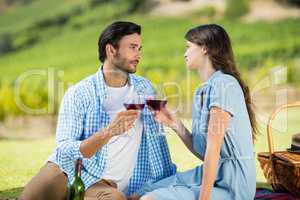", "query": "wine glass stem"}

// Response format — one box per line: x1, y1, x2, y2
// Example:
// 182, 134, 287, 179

158, 122, 165, 136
